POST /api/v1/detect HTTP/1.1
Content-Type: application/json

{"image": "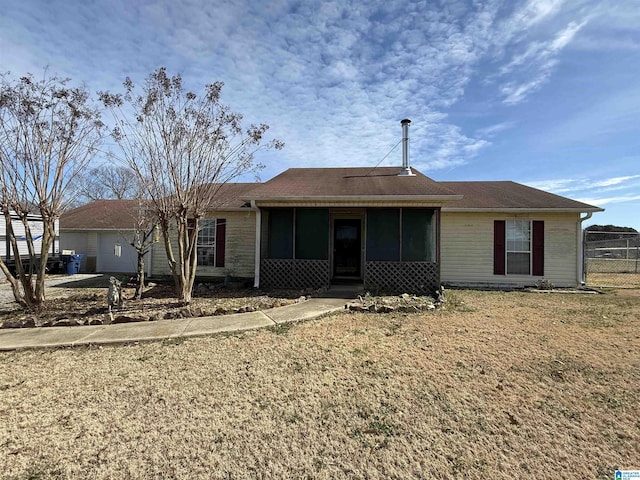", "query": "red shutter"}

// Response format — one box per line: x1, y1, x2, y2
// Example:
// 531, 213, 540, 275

494, 220, 506, 275
215, 219, 226, 268
532, 221, 544, 276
